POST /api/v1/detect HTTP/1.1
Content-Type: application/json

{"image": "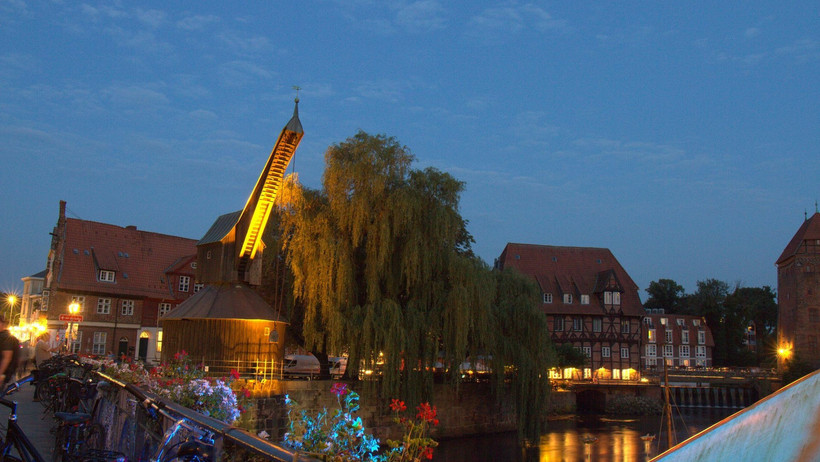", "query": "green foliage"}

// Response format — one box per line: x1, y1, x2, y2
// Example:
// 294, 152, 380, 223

274, 131, 555, 442
782, 355, 817, 385
644, 279, 686, 312
554, 343, 587, 369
